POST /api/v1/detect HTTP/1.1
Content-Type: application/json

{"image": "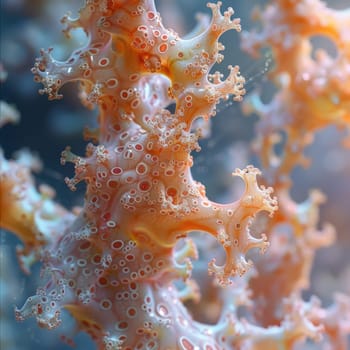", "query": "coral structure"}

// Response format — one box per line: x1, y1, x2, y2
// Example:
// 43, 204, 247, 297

242, 0, 350, 178
241, 0, 350, 348
0, 0, 349, 349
